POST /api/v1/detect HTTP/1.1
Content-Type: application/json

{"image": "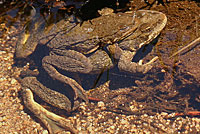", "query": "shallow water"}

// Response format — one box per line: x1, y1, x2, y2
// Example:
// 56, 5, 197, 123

1, 0, 200, 133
